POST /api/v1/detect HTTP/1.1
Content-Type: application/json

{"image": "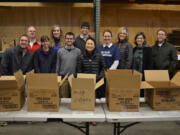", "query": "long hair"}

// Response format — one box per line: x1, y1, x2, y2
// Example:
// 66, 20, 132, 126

117, 27, 129, 42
